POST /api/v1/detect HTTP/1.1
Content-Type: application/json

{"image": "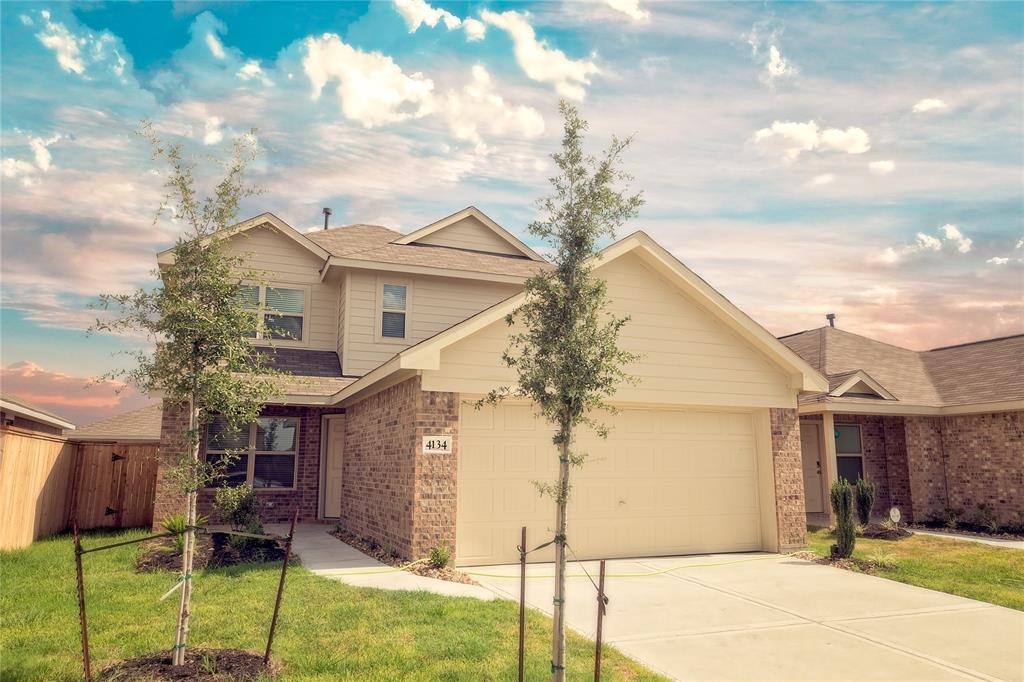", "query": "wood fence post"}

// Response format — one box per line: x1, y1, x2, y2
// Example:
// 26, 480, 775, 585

594, 559, 607, 682
518, 526, 527, 682
73, 522, 91, 682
